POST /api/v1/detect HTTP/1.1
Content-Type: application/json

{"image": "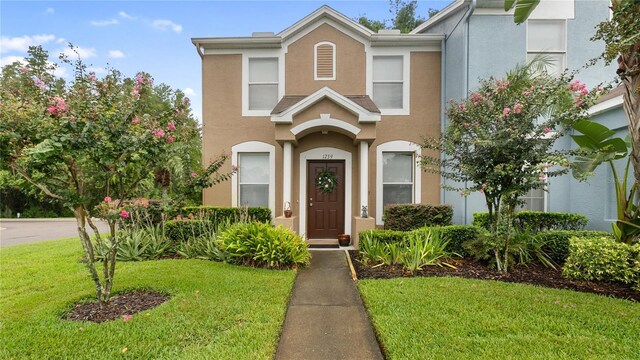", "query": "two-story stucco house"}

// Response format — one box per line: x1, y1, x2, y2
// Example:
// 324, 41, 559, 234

411, 0, 620, 231
192, 6, 443, 245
